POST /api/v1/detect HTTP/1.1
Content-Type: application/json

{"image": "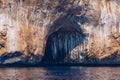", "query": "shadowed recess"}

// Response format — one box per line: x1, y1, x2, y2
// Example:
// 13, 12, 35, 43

42, 15, 86, 63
